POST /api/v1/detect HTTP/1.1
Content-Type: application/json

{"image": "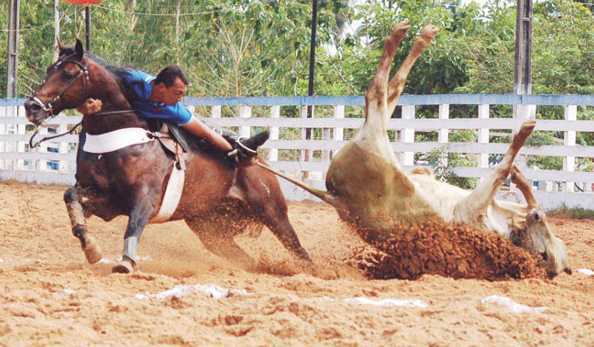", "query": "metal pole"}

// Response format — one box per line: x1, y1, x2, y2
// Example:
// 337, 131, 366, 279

54, 0, 60, 61
302, 0, 318, 177
514, 0, 524, 95
306, 0, 318, 121
6, 0, 20, 98
524, 0, 532, 95
514, 0, 532, 96
84, 6, 91, 51
513, 0, 534, 120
